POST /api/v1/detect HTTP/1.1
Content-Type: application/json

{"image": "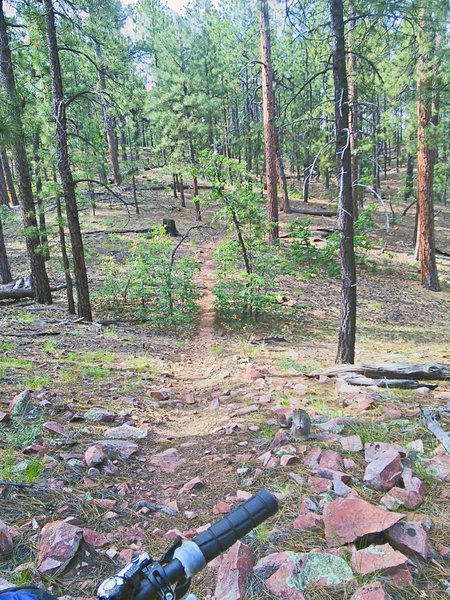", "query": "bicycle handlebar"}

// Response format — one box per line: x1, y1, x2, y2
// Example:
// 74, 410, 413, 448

127, 488, 278, 600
